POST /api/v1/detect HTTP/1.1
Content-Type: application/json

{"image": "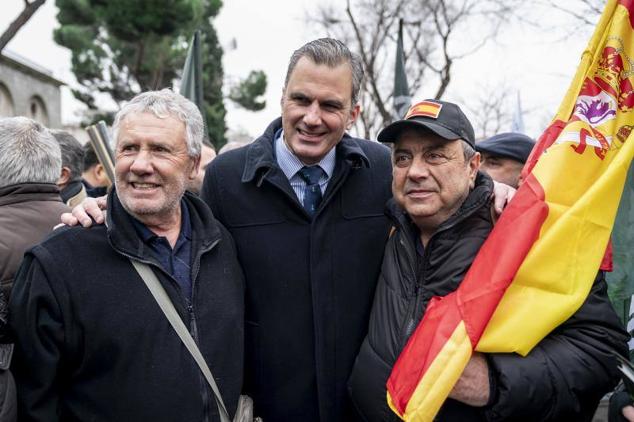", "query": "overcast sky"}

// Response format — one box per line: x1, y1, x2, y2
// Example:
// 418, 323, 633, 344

0, 0, 597, 140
